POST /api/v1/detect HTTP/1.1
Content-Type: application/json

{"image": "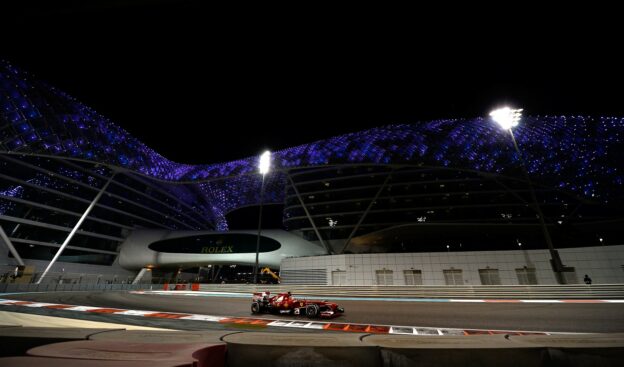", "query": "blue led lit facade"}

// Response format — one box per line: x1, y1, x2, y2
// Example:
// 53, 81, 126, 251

1, 60, 624, 266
